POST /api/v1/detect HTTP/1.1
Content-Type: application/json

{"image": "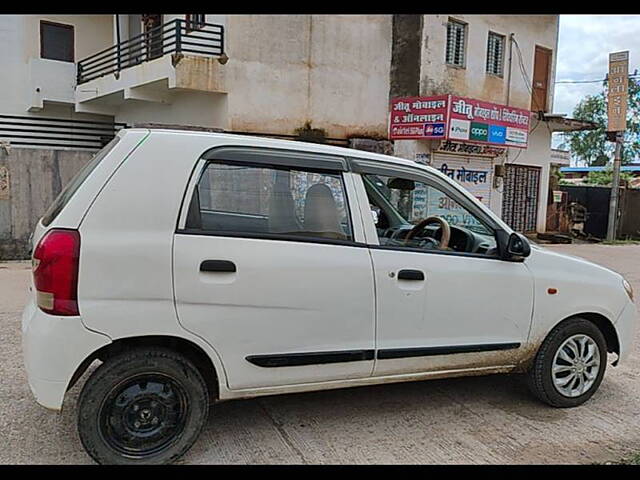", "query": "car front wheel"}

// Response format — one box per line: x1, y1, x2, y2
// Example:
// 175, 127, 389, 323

527, 318, 607, 408
77, 347, 209, 464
